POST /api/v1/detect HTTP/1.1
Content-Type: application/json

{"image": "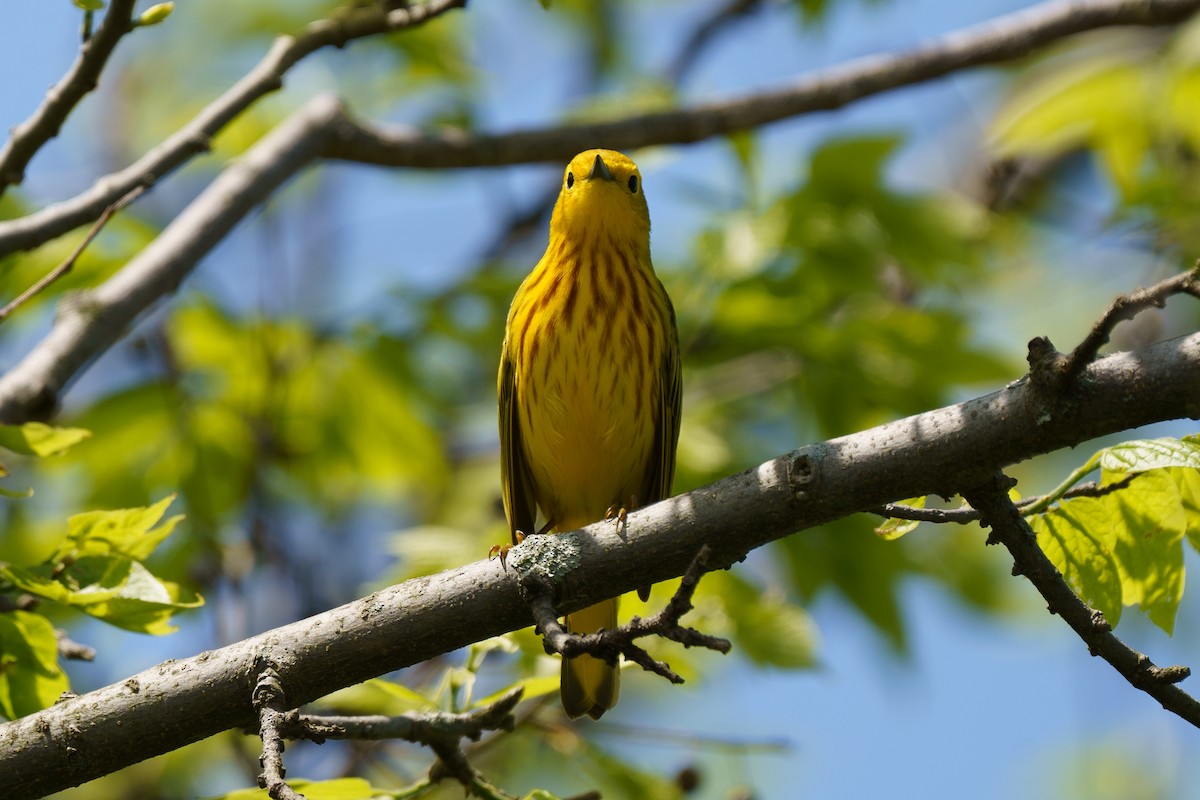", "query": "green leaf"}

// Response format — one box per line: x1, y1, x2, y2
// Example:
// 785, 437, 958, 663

876, 496, 926, 540
316, 678, 436, 716
1028, 497, 1125, 627
1023, 438, 1200, 633
1100, 437, 1200, 475
59, 495, 182, 562
0, 497, 200, 634
0, 422, 91, 457
1104, 469, 1186, 634
991, 53, 1151, 196
2, 558, 203, 635
72, 0, 105, 10
0, 611, 69, 719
